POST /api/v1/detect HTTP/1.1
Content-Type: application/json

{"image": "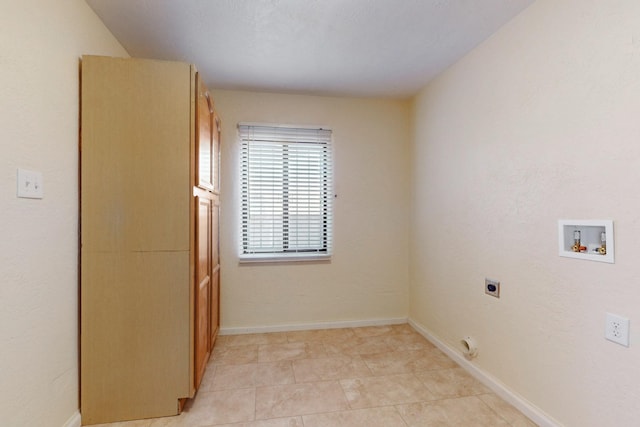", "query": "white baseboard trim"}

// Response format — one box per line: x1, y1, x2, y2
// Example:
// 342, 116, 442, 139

62, 411, 81, 427
220, 317, 408, 335
408, 318, 563, 427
